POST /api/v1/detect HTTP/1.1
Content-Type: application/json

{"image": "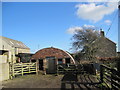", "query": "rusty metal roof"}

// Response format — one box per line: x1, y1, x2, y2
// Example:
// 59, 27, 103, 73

32, 47, 72, 59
